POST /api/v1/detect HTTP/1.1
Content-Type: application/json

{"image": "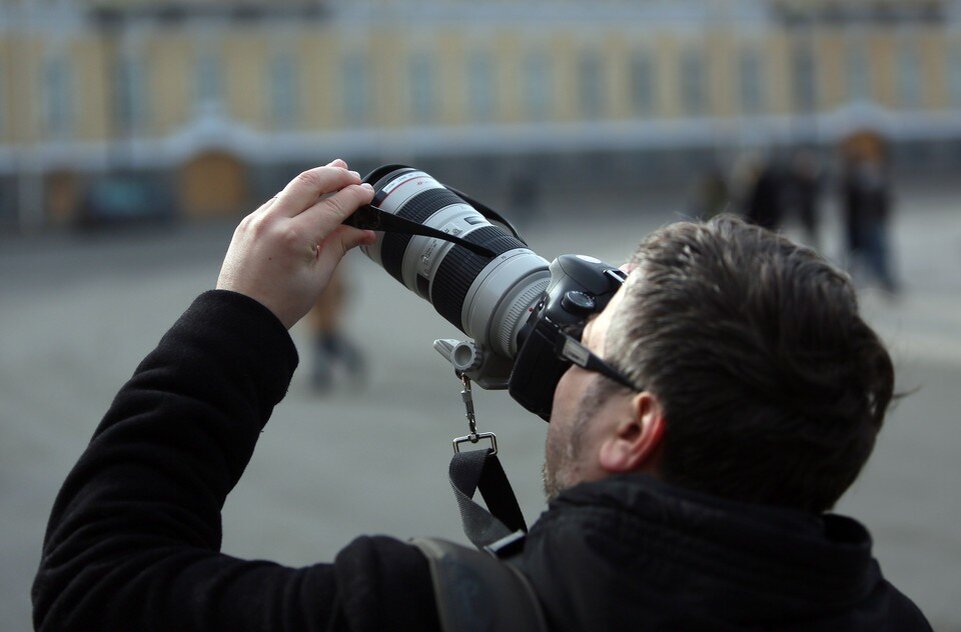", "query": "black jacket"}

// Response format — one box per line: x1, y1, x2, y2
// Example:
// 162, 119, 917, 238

521, 477, 929, 630
33, 291, 930, 631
